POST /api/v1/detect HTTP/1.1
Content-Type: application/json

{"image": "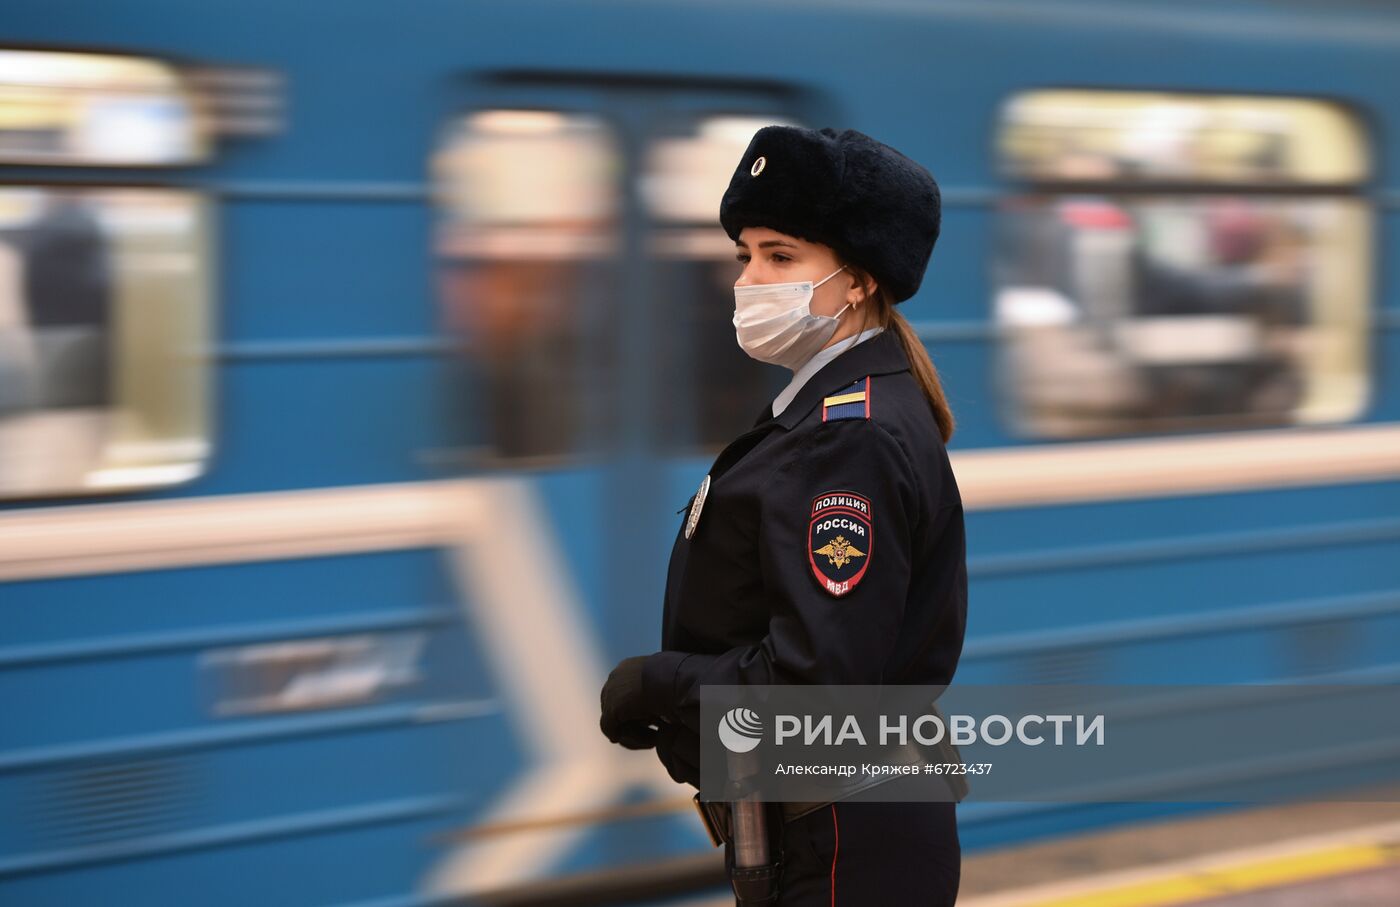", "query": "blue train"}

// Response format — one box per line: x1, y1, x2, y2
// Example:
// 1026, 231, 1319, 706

1, 1, 1398, 903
